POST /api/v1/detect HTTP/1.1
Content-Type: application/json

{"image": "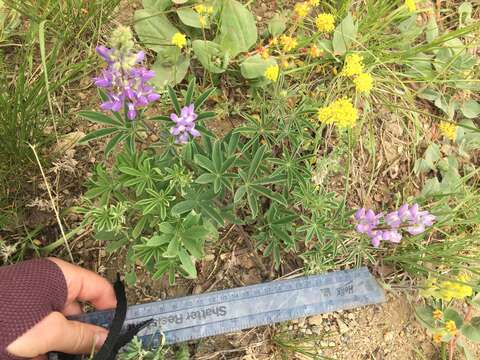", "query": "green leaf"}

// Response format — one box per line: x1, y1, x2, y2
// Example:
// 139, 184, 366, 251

197, 111, 216, 121
234, 186, 247, 203
216, 0, 257, 57
177, 8, 208, 28
251, 185, 287, 206
151, 53, 190, 87
134, 8, 178, 53
240, 55, 277, 79
248, 145, 266, 179
171, 200, 196, 215
414, 305, 436, 331
247, 192, 259, 217
164, 236, 179, 257
79, 111, 123, 127
192, 40, 227, 73
159, 222, 175, 234
444, 307, 463, 328
425, 17, 438, 43
132, 216, 148, 238
185, 78, 195, 106
168, 85, 181, 114
179, 248, 197, 278
80, 128, 119, 144
268, 13, 286, 37
143, 0, 171, 10
105, 132, 127, 157
194, 87, 215, 109
195, 173, 216, 184
146, 234, 172, 246
462, 317, 480, 342
332, 13, 357, 55
461, 100, 480, 119
194, 154, 215, 172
